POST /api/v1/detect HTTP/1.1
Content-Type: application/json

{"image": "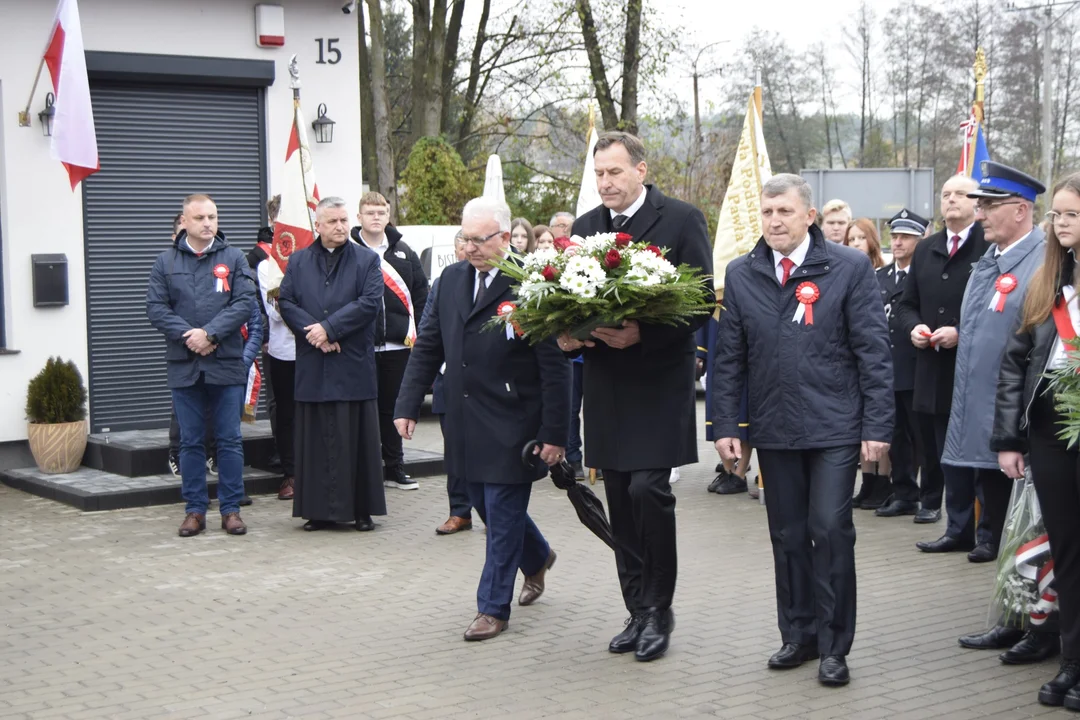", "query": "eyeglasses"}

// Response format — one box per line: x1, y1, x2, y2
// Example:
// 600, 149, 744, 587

360, 209, 388, 218
975, 200, 1023, 213
1046, 210, 1080, 225
460, 230, 503, 247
